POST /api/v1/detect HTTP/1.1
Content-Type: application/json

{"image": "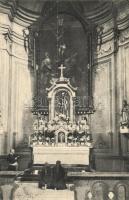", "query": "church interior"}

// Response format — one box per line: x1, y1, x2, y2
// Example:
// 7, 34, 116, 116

0, 0, 129, 199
